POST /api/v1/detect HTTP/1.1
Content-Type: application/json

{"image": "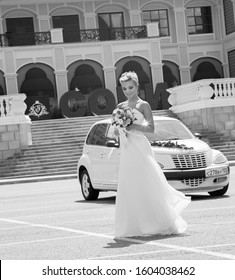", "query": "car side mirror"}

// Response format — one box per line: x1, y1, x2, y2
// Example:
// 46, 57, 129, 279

194, 132, 202, 139
106, 140, 119, 148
